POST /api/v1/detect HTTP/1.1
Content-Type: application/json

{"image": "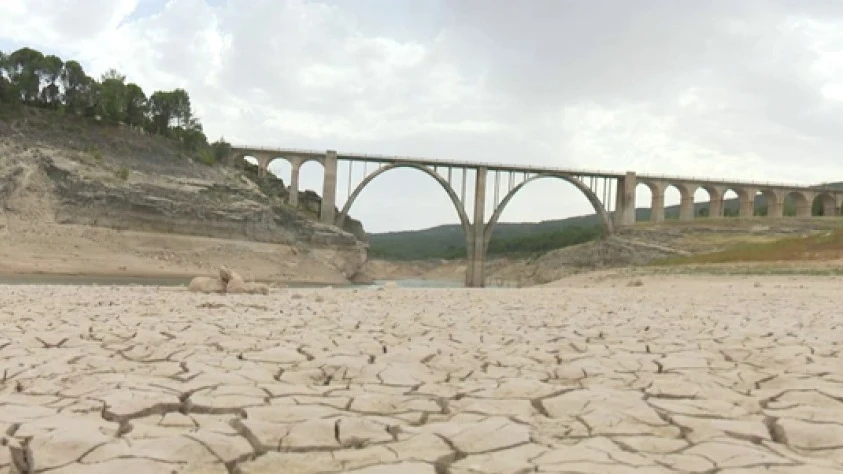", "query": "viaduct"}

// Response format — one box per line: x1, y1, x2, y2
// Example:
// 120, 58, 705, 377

230, 146, 843, 288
